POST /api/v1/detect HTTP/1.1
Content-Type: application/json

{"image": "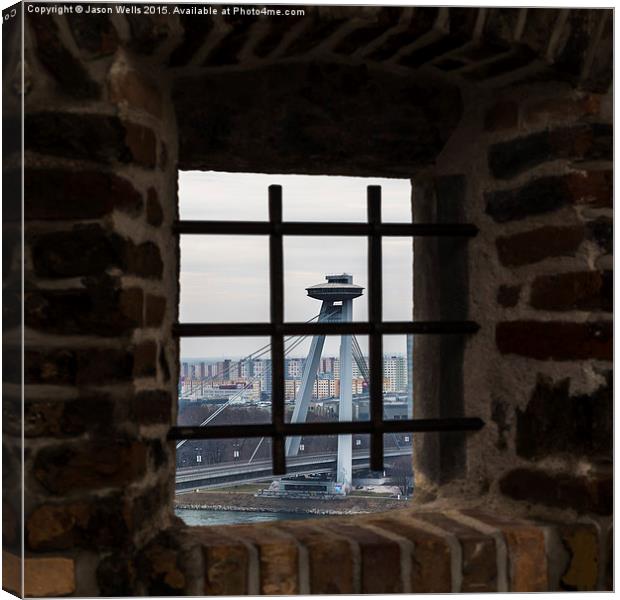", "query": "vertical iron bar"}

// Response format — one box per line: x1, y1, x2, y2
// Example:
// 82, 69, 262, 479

367, 186, 384, 471
269, 185, 286, 474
